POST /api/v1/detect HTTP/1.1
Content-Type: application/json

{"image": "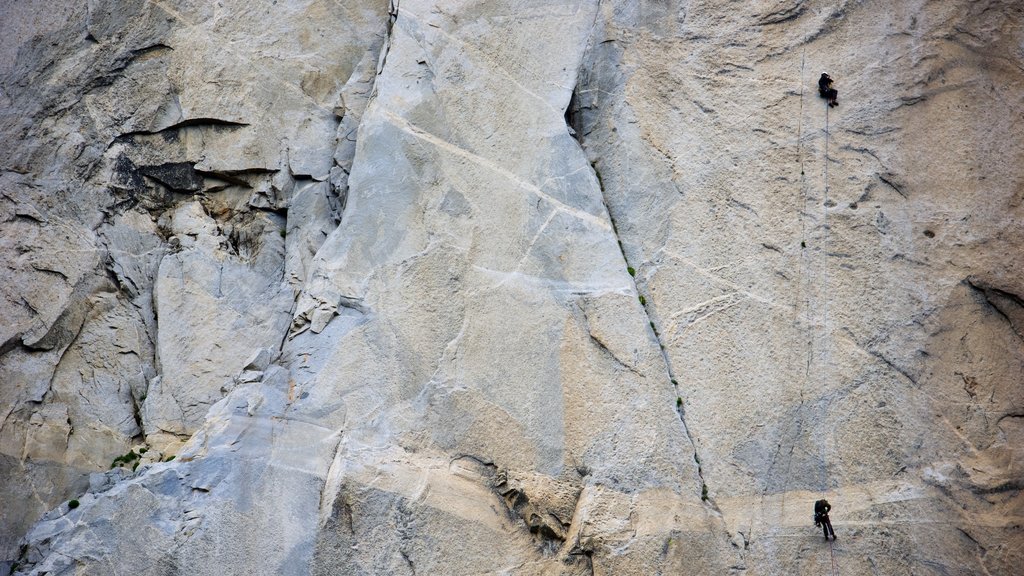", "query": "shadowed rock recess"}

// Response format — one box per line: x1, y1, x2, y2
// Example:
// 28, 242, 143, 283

1, 0, 1021, 574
